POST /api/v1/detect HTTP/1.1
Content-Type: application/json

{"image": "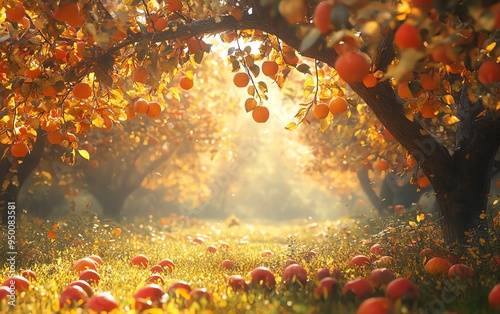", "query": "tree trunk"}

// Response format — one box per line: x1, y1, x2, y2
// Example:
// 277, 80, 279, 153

92, 189, 128, 219
357, 168, 390, 215
1, 133, 45, 225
